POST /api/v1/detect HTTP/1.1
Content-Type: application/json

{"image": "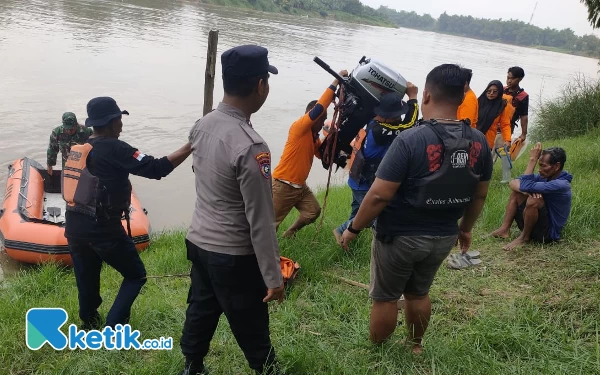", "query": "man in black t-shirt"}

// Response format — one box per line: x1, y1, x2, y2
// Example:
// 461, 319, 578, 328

65, 97, 192, 329
340, 64, 493, 354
